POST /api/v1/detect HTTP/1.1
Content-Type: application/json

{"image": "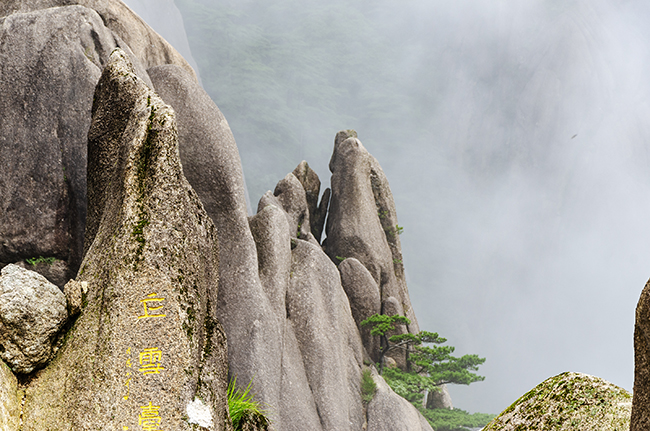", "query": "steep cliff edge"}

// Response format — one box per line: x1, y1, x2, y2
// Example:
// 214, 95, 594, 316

0, 2, 431, 430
